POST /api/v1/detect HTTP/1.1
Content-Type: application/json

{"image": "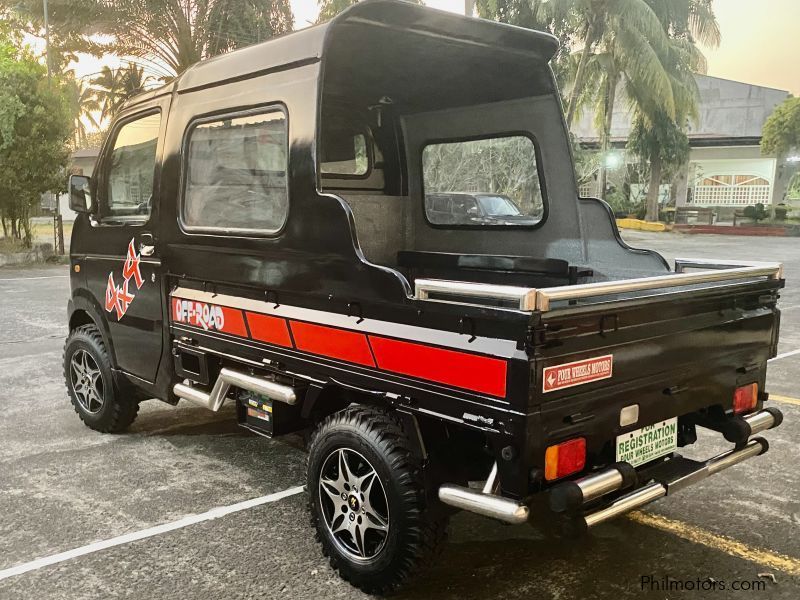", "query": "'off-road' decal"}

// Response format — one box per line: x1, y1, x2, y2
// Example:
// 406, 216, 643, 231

104, 239, 144, 319
542, 354, 613, 393
171, 299, 249, 337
